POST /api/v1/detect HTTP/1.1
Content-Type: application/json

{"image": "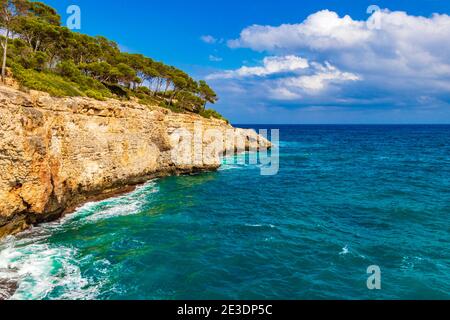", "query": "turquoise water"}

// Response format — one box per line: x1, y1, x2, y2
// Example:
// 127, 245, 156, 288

0, 125, 449, 300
